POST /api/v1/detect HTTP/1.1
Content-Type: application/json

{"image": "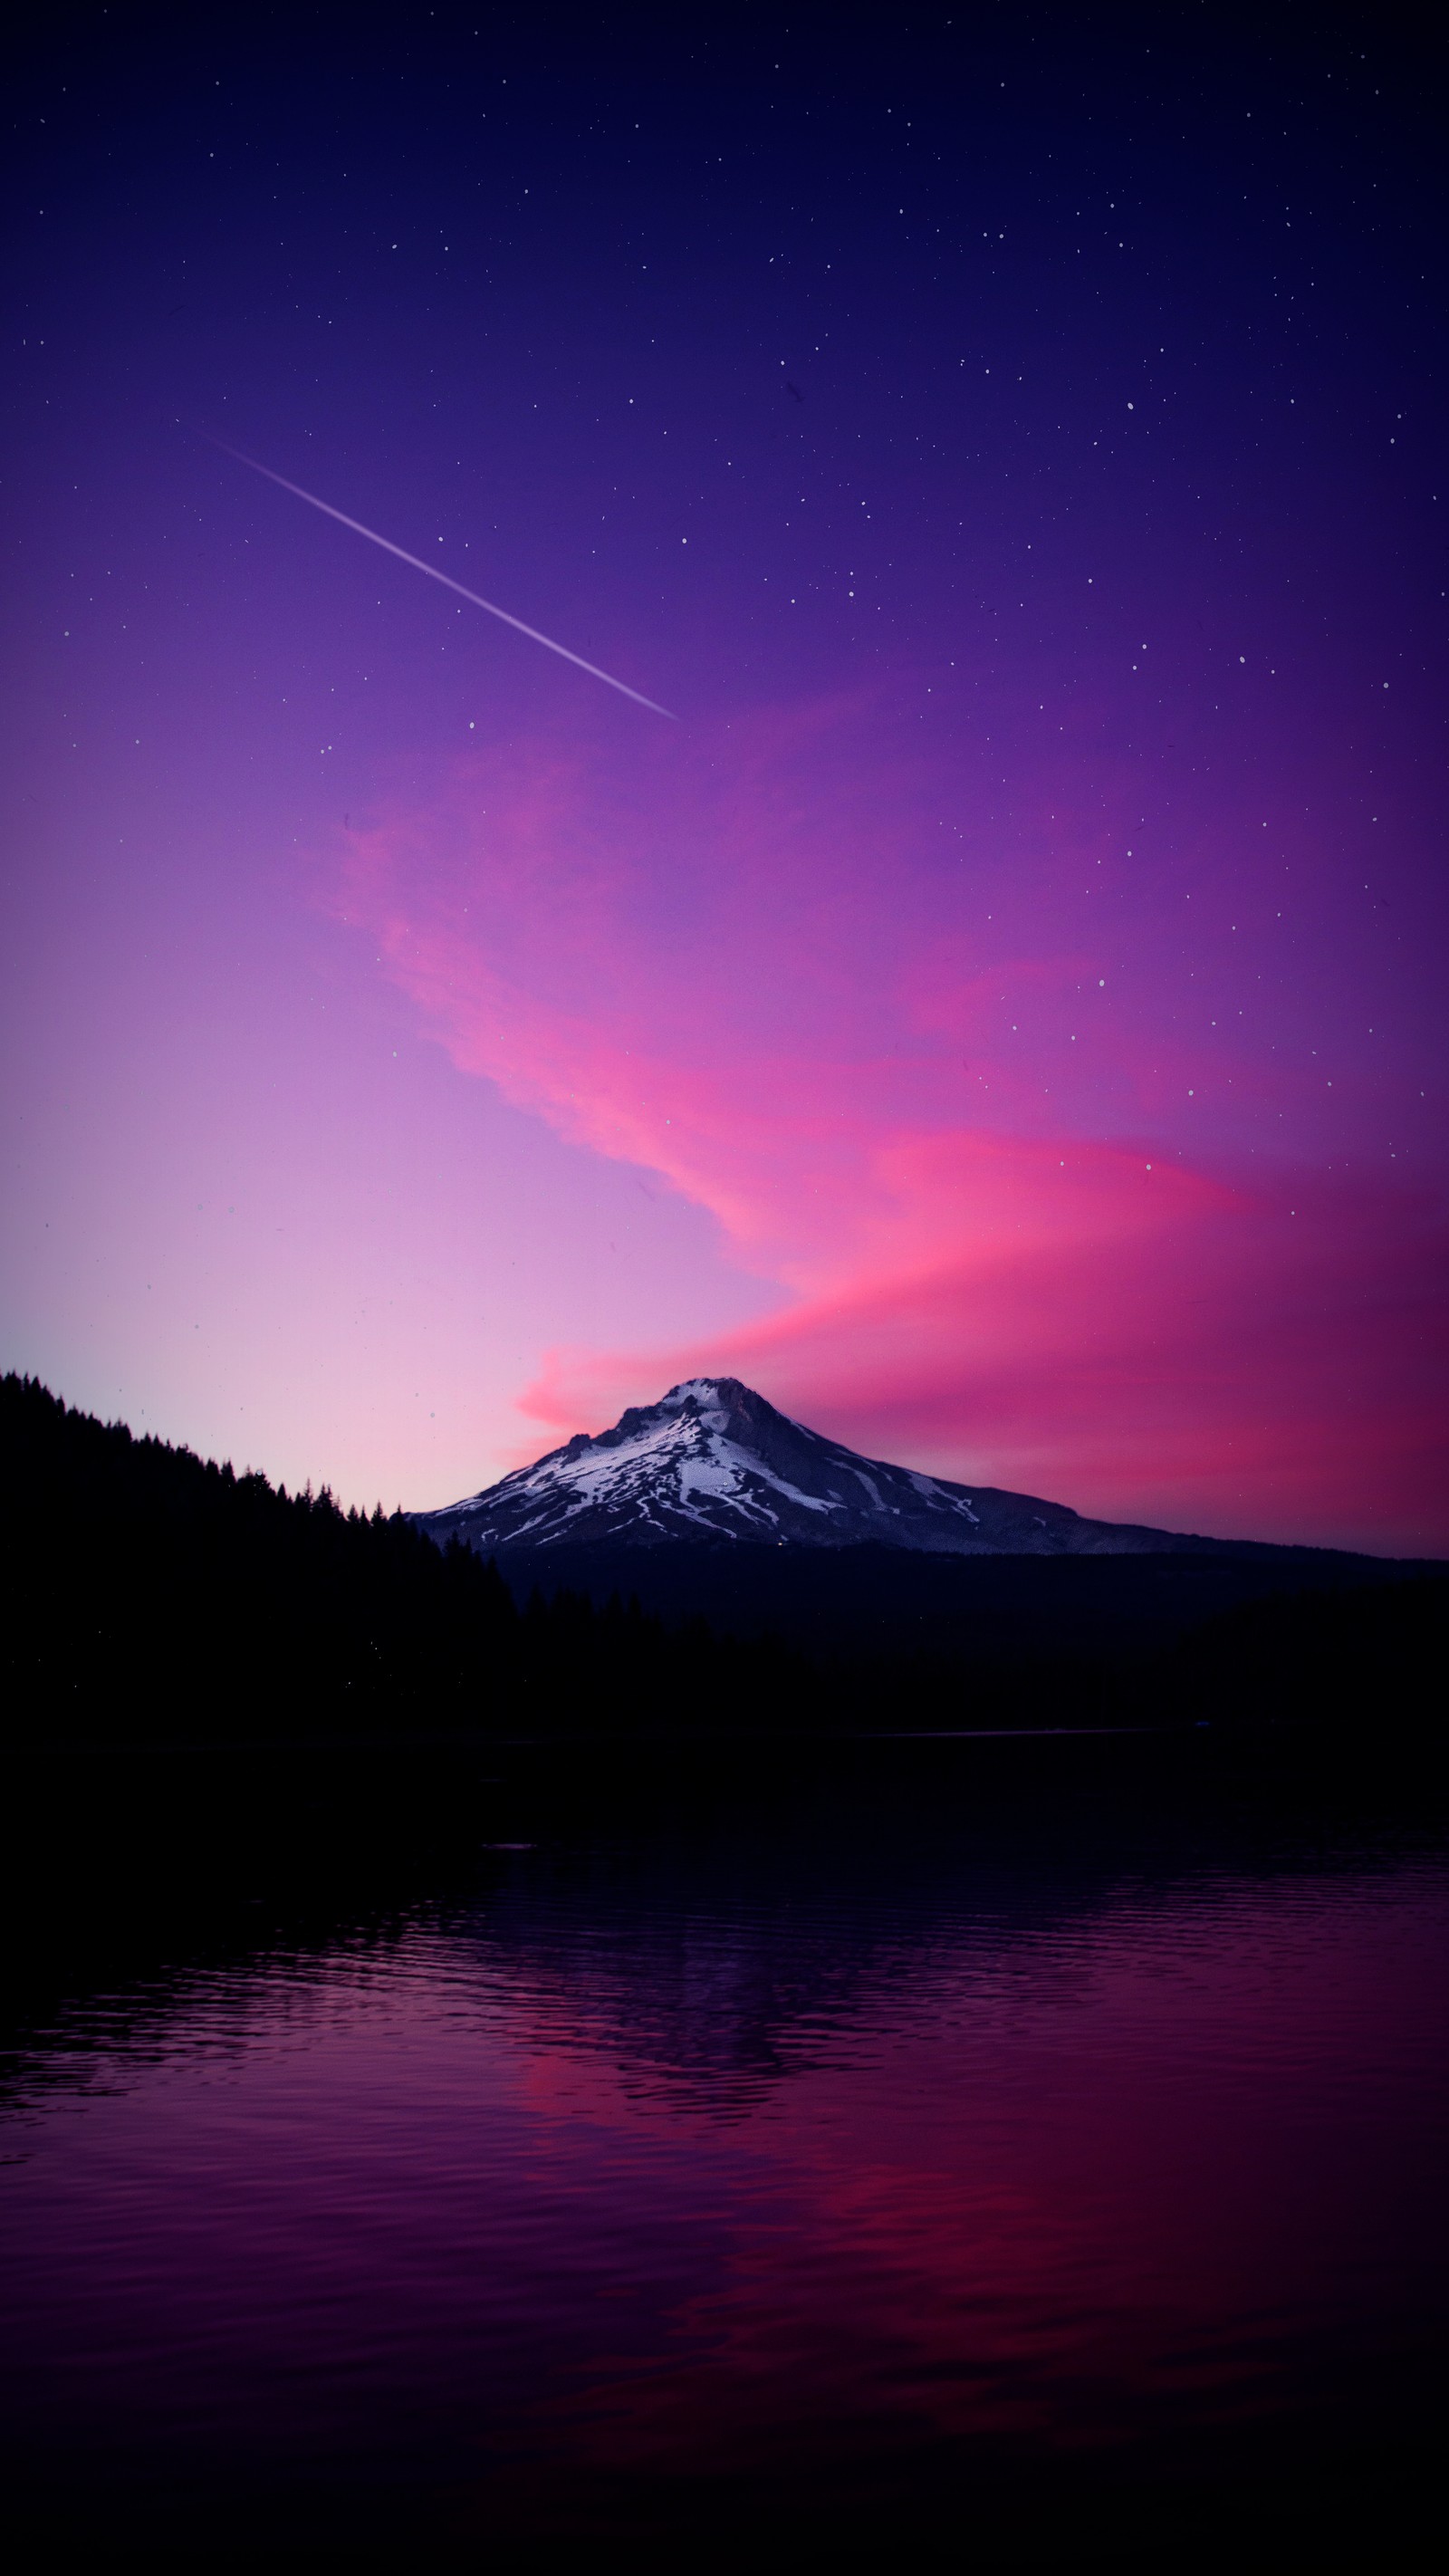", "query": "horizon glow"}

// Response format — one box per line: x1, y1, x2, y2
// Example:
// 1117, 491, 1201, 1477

2, 10, 1444, 1552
